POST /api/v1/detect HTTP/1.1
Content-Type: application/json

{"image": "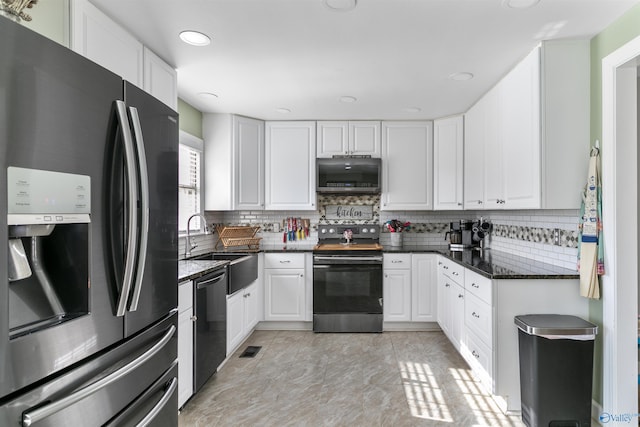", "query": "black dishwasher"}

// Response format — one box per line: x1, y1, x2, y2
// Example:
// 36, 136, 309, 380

193, 266, 228, 393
